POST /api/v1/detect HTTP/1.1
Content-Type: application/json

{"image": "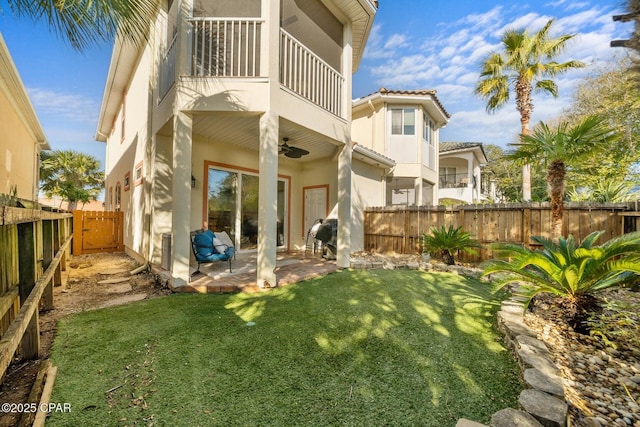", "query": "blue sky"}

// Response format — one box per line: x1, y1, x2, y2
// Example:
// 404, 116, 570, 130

0, 0, 634, 173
